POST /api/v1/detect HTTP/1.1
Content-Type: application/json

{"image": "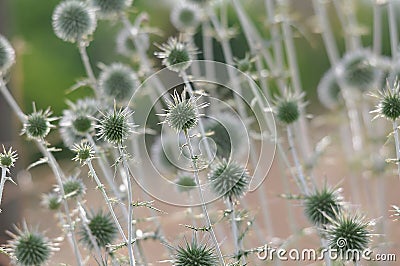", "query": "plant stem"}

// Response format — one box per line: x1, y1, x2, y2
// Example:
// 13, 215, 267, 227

227, 197, 244, 264
0, 167, 7, 210
78, 41, 98, 95
183, 130, 225, 265
393, 121, 400, 179
373, 2, 382, 55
